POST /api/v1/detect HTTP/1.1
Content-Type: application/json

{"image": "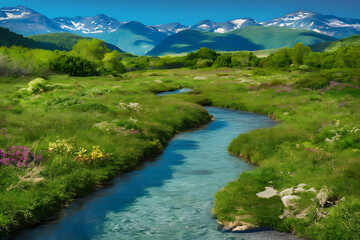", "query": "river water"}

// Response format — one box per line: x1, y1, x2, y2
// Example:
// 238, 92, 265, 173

13, 106, 300, 240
